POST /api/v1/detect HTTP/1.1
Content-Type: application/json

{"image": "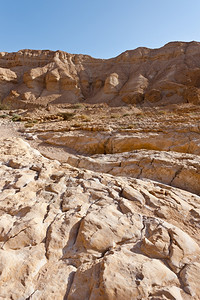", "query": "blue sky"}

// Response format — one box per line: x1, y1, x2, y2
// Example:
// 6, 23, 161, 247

1, 0, 200, 58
